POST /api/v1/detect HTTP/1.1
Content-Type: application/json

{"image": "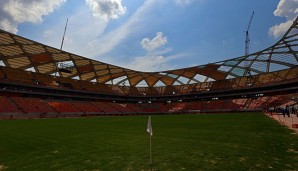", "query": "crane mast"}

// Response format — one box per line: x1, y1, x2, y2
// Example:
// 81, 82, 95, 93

245, 11, 254, 56
60, 18, 68, 50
